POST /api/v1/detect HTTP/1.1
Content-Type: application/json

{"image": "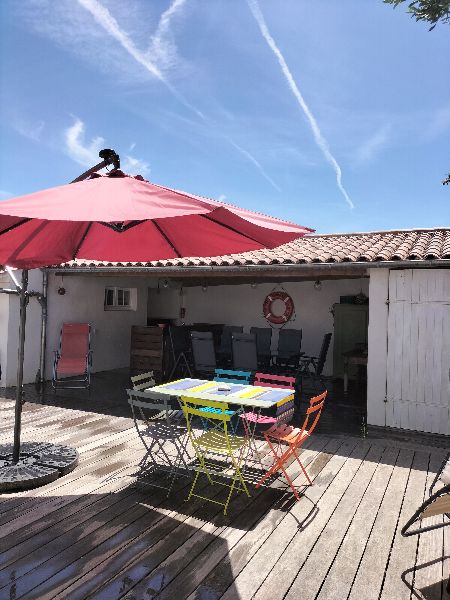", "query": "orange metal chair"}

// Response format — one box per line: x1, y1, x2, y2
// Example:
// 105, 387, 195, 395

256, 390, 327, 500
